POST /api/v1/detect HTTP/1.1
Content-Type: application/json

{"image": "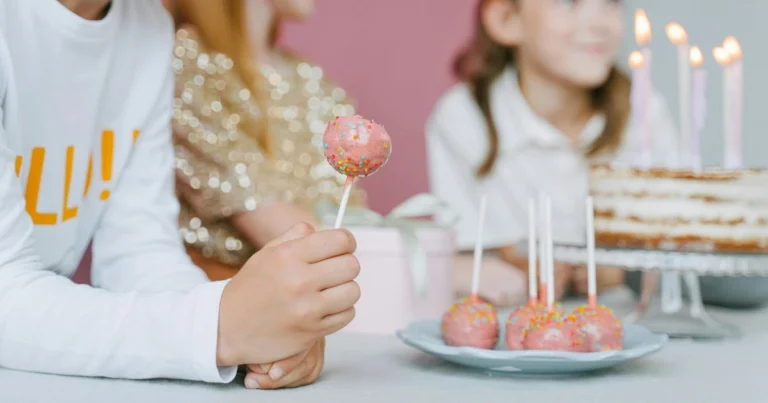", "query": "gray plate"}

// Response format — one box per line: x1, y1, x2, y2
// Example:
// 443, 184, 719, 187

396, 320, 667, 375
